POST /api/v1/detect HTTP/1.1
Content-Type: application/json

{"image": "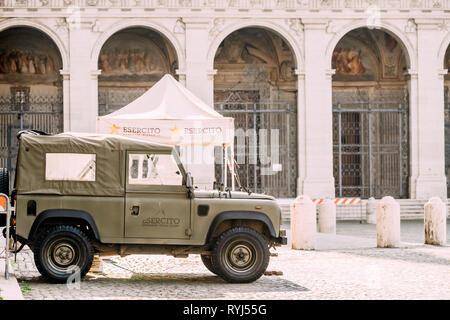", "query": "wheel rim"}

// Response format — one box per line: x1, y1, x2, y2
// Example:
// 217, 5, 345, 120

223, 240, 257, 273
46, 238, 81, 273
